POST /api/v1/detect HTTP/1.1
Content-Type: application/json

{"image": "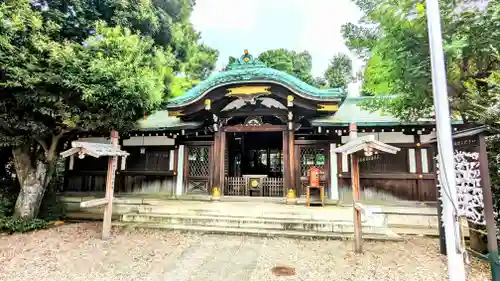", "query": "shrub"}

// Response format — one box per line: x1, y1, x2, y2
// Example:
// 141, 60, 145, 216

0, 217, 48, 234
